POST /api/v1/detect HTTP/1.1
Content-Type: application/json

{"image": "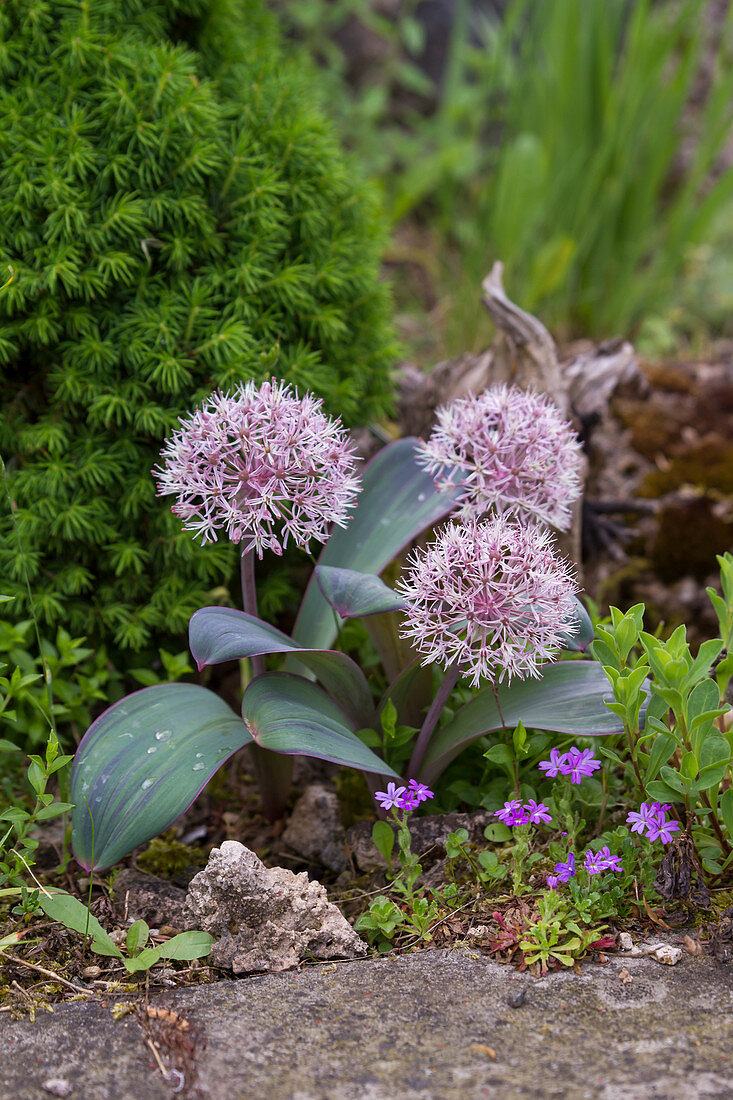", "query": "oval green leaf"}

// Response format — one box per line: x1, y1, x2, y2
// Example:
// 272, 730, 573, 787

189, 607, 375, 728
242, 672, 400, 778
419, 661, 623, 783
71, 684, 251, 871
